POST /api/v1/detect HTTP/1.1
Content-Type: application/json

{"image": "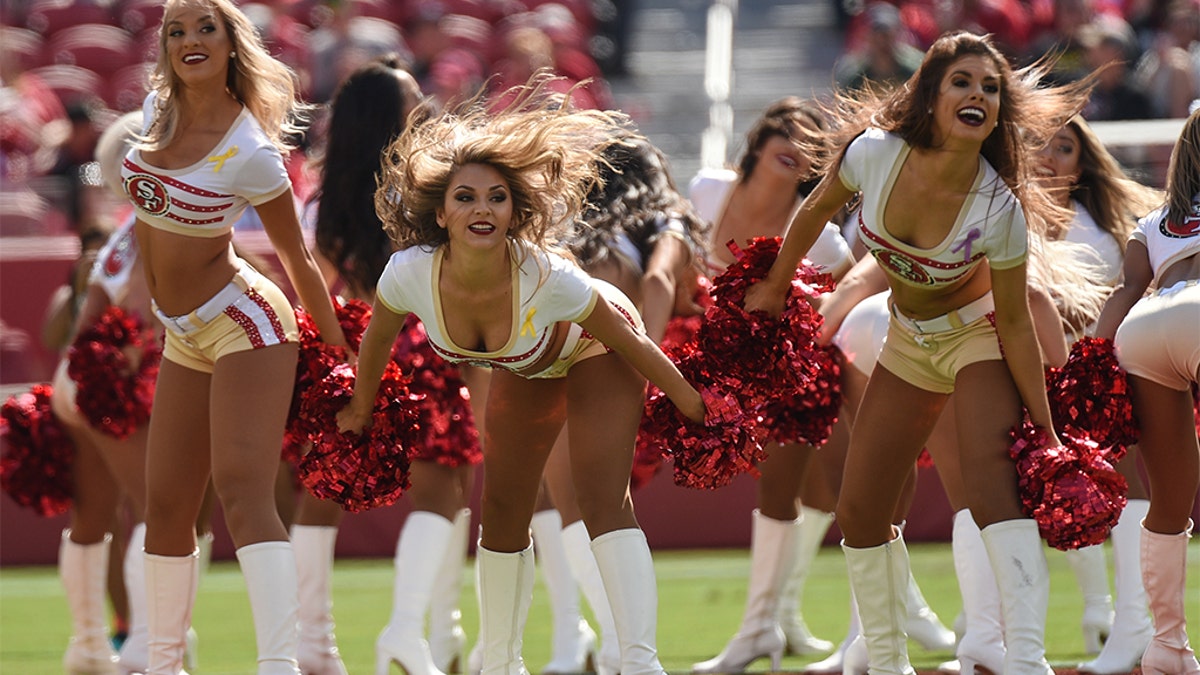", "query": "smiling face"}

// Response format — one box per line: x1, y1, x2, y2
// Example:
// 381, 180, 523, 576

1036, 125, 1082, 199
162, 0, 233, 88
437, 163, 514, 249
931, 54, 1001, 147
